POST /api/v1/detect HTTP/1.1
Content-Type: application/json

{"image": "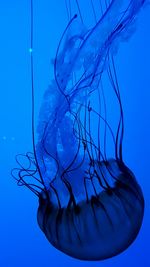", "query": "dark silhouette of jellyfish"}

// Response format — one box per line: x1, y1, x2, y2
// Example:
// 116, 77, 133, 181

12, 0, 147, 261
